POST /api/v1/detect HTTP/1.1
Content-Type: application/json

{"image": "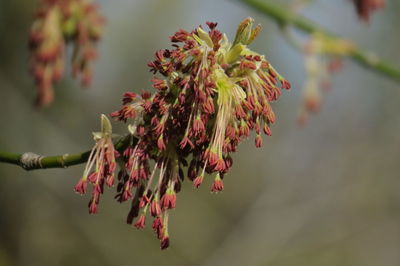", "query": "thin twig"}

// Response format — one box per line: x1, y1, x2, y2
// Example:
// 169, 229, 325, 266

0, 135, 135, 171
240, 0, 400, 81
